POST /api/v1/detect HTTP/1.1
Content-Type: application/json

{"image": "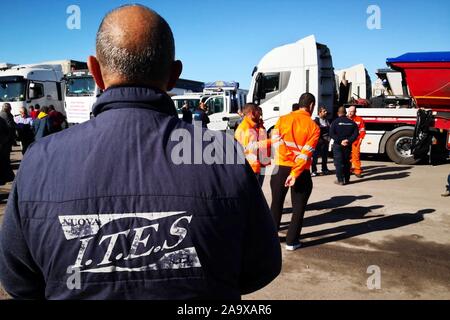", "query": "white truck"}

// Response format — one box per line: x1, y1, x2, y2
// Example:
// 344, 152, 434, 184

64, 73, 205, 125
0, 63, 65, 116
64, 70, 100, 124
172, 81, 248, 130
247, 35, 336, 131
